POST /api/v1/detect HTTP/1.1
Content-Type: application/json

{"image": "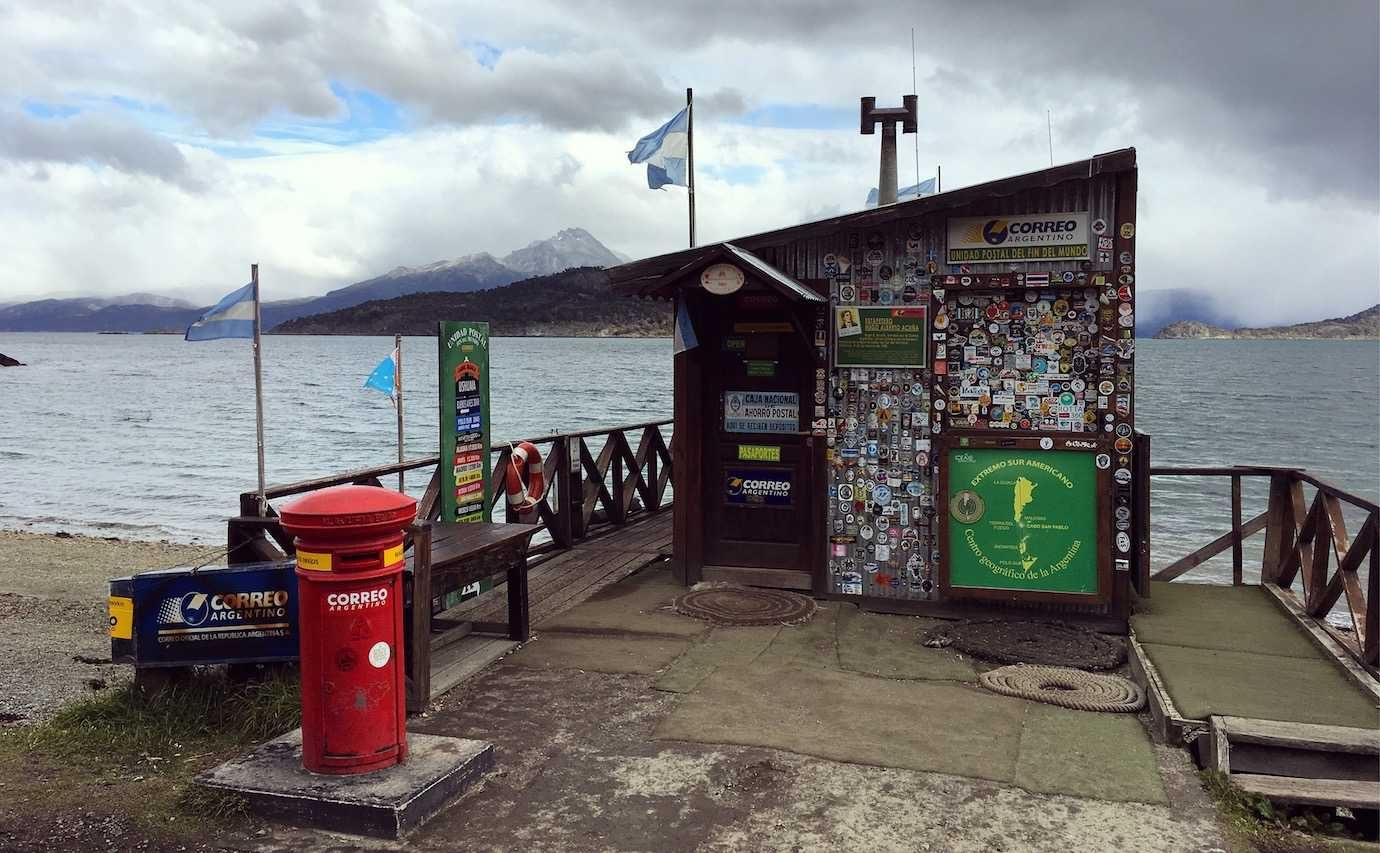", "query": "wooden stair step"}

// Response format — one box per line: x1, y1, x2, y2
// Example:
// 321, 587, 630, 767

1208, 716, 1380, 783
1232, 774, 1380, 811
1216, 716, 1380, 755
